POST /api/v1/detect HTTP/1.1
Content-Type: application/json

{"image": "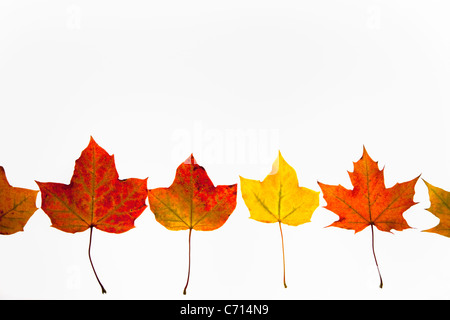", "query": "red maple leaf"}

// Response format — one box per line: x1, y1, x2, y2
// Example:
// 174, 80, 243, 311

148, 154, 237, 294
36, 137, 148, 293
